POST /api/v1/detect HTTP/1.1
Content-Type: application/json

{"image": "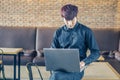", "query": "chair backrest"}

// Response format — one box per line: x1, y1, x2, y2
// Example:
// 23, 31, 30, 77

36, 27, 57, 50
26, 62, 43, 80
0, 27, 36, 50
0, 49, 6, 79
0, 49, 4, 64
92, 28, 119, 51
